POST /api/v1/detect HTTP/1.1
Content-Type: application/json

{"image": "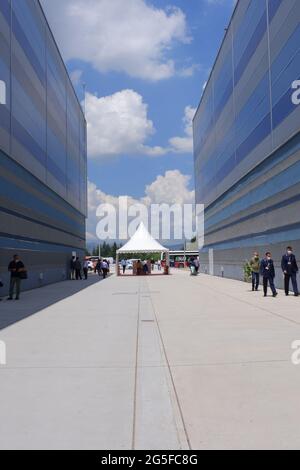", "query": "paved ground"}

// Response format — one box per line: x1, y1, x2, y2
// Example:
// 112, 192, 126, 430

0, 270, 300, 450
